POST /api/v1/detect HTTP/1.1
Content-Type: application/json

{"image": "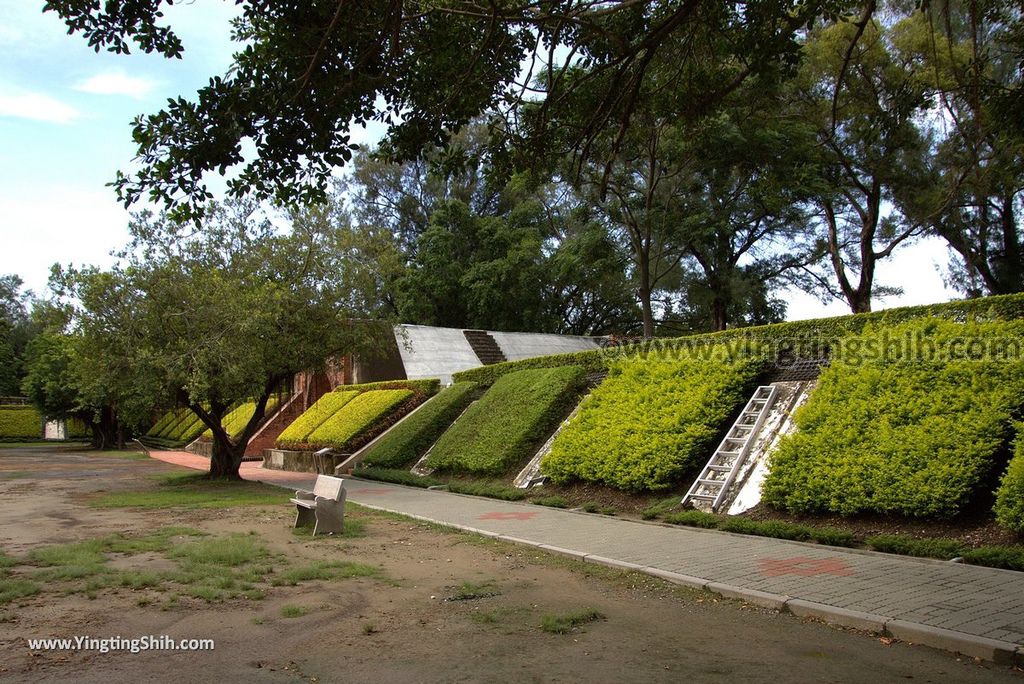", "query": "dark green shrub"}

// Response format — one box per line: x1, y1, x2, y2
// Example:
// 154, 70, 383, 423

662, 510, 722, 528
994, 424, 1024, 533
719, 518, 812, 541
447, 481, 527, 501
865, 535, 965, 559
961, 546, 1024, 571
0, 406, 42, 439
763, 319, 1024, 518
532, 495, 569, 508
307, 390, 414, 450
541, 350, 765, 491
426, 366, 587, 476
807, 527, 858, 548
354, 467, 442, 488
361, 382, 478, 468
